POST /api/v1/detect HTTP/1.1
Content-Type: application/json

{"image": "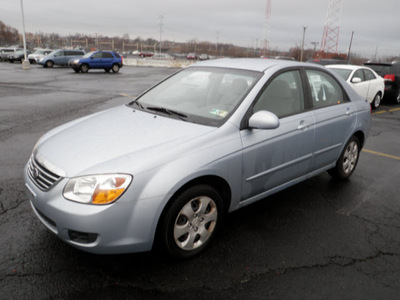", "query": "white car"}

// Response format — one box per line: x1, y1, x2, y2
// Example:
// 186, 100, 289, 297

327, 65, 384, 109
